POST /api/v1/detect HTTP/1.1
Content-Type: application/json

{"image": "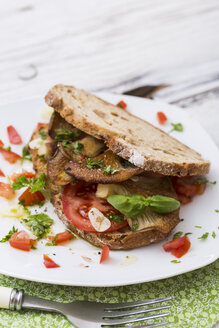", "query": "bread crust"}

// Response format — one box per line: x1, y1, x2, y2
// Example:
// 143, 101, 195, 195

45, 84, 210, 177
